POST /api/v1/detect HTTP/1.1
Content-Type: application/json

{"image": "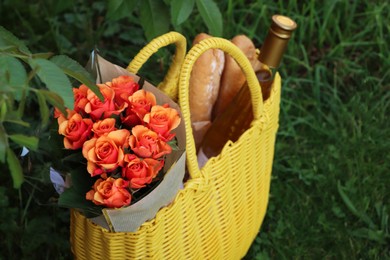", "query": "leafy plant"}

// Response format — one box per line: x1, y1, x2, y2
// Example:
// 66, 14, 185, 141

0, 26, 102, 189
105, 0, 223, 40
